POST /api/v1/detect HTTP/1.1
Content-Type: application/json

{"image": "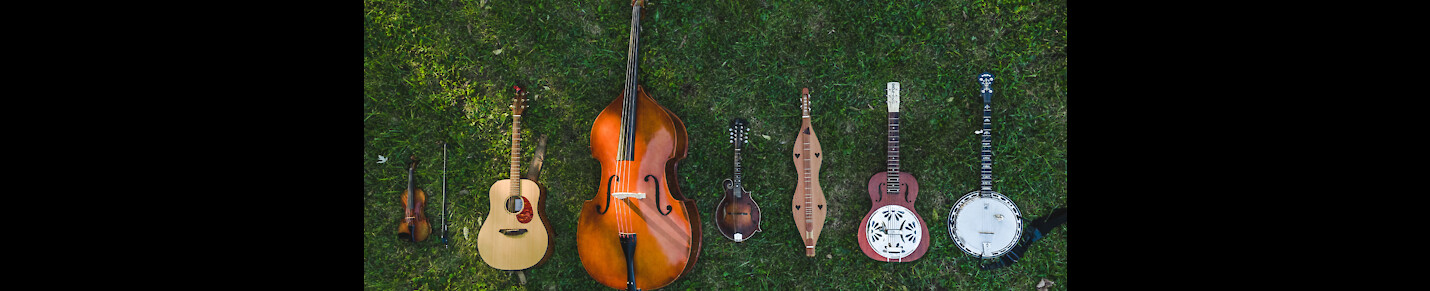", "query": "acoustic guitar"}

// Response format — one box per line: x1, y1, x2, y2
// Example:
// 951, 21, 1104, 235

714, 118, 762, 242
791, 88, 827, 257
856, 82, 931, 262
477, 86, 555, 270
